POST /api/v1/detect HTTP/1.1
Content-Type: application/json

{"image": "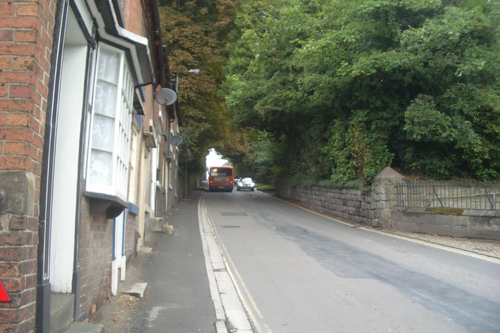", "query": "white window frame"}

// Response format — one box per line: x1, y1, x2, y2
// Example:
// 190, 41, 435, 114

86, 43, 134, 202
